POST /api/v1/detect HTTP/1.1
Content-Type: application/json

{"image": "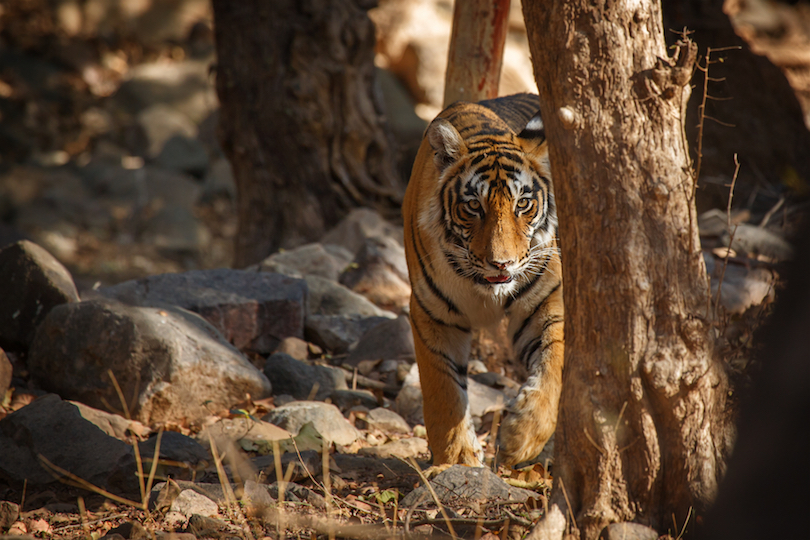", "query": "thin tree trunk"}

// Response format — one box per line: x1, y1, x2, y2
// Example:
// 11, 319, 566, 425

443, 0, 511, 106
521, 0, 733, 538
212, 0, 403, 267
